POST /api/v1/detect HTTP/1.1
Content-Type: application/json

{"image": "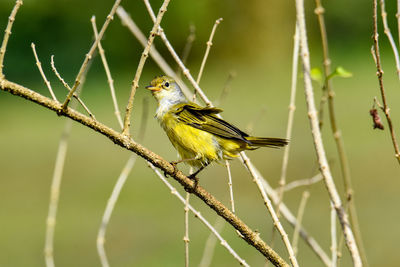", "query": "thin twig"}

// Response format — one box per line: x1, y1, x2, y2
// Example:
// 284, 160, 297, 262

0, 0, 23, 79
184, 192, 190, 267
61, 0, 121, 110
44, 119, 72, 267
31, 43, 58, 101
91, 16, 123, 129
291, 191, 310, 256
120, 5, 328, 265
276, 22, 300, 216
281, 173, 323, 192
397, 0, 400, 47
122, 0, 171, 135
193, 18, 223, 101
216, 71, 235, 106
240, 154, 299, 267
142, 0, 212, 105
372, 0, 400, 164
199, 217, 225, 267
330, 202, 337, 267
177, 24, 196, 77
116, 6, 193, 99
51, 56, 95, 119
148, 163, 250, 267
97, 155, 138, 267
295, 0, 362, 265
44, 59, 92, 267
379, 0, 400, 79
225, 160, 235, 213
259, 175, 331, 266
313, 2, 368, 264
97, 95, 149, 267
